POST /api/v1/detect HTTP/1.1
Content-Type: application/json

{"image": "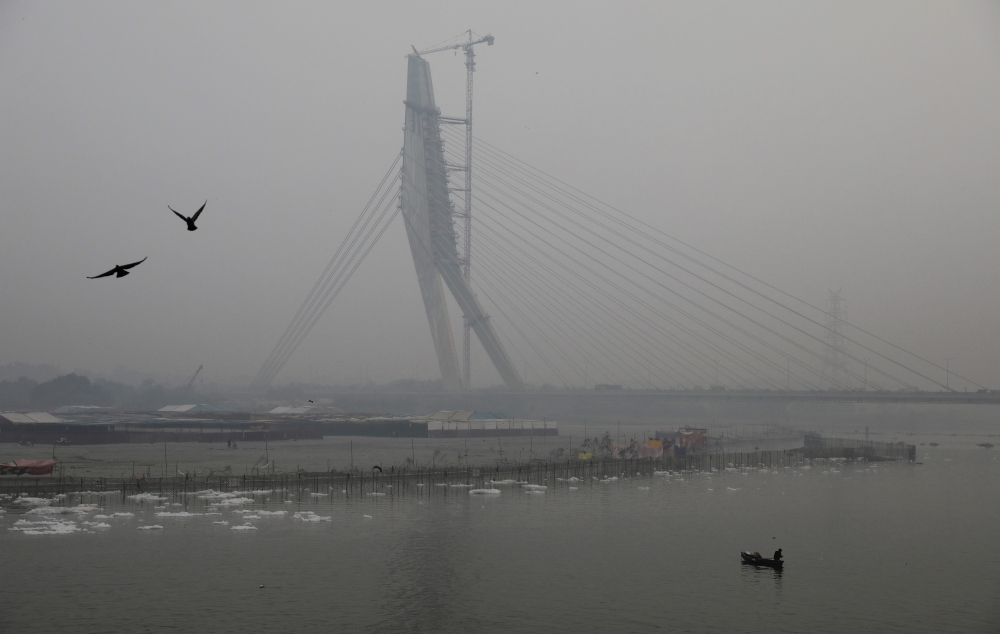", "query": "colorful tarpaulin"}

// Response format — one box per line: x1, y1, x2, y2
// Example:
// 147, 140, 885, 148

0, 458, 56, 475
